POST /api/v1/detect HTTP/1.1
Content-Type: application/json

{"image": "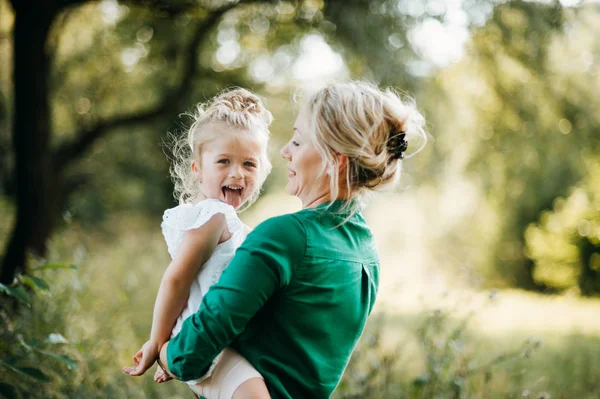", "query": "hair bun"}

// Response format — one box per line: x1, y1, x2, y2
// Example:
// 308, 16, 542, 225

213, 88, 273, 125
224, 91, 260, 113
387, 129, 408, 160
199, 88, 273, 128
